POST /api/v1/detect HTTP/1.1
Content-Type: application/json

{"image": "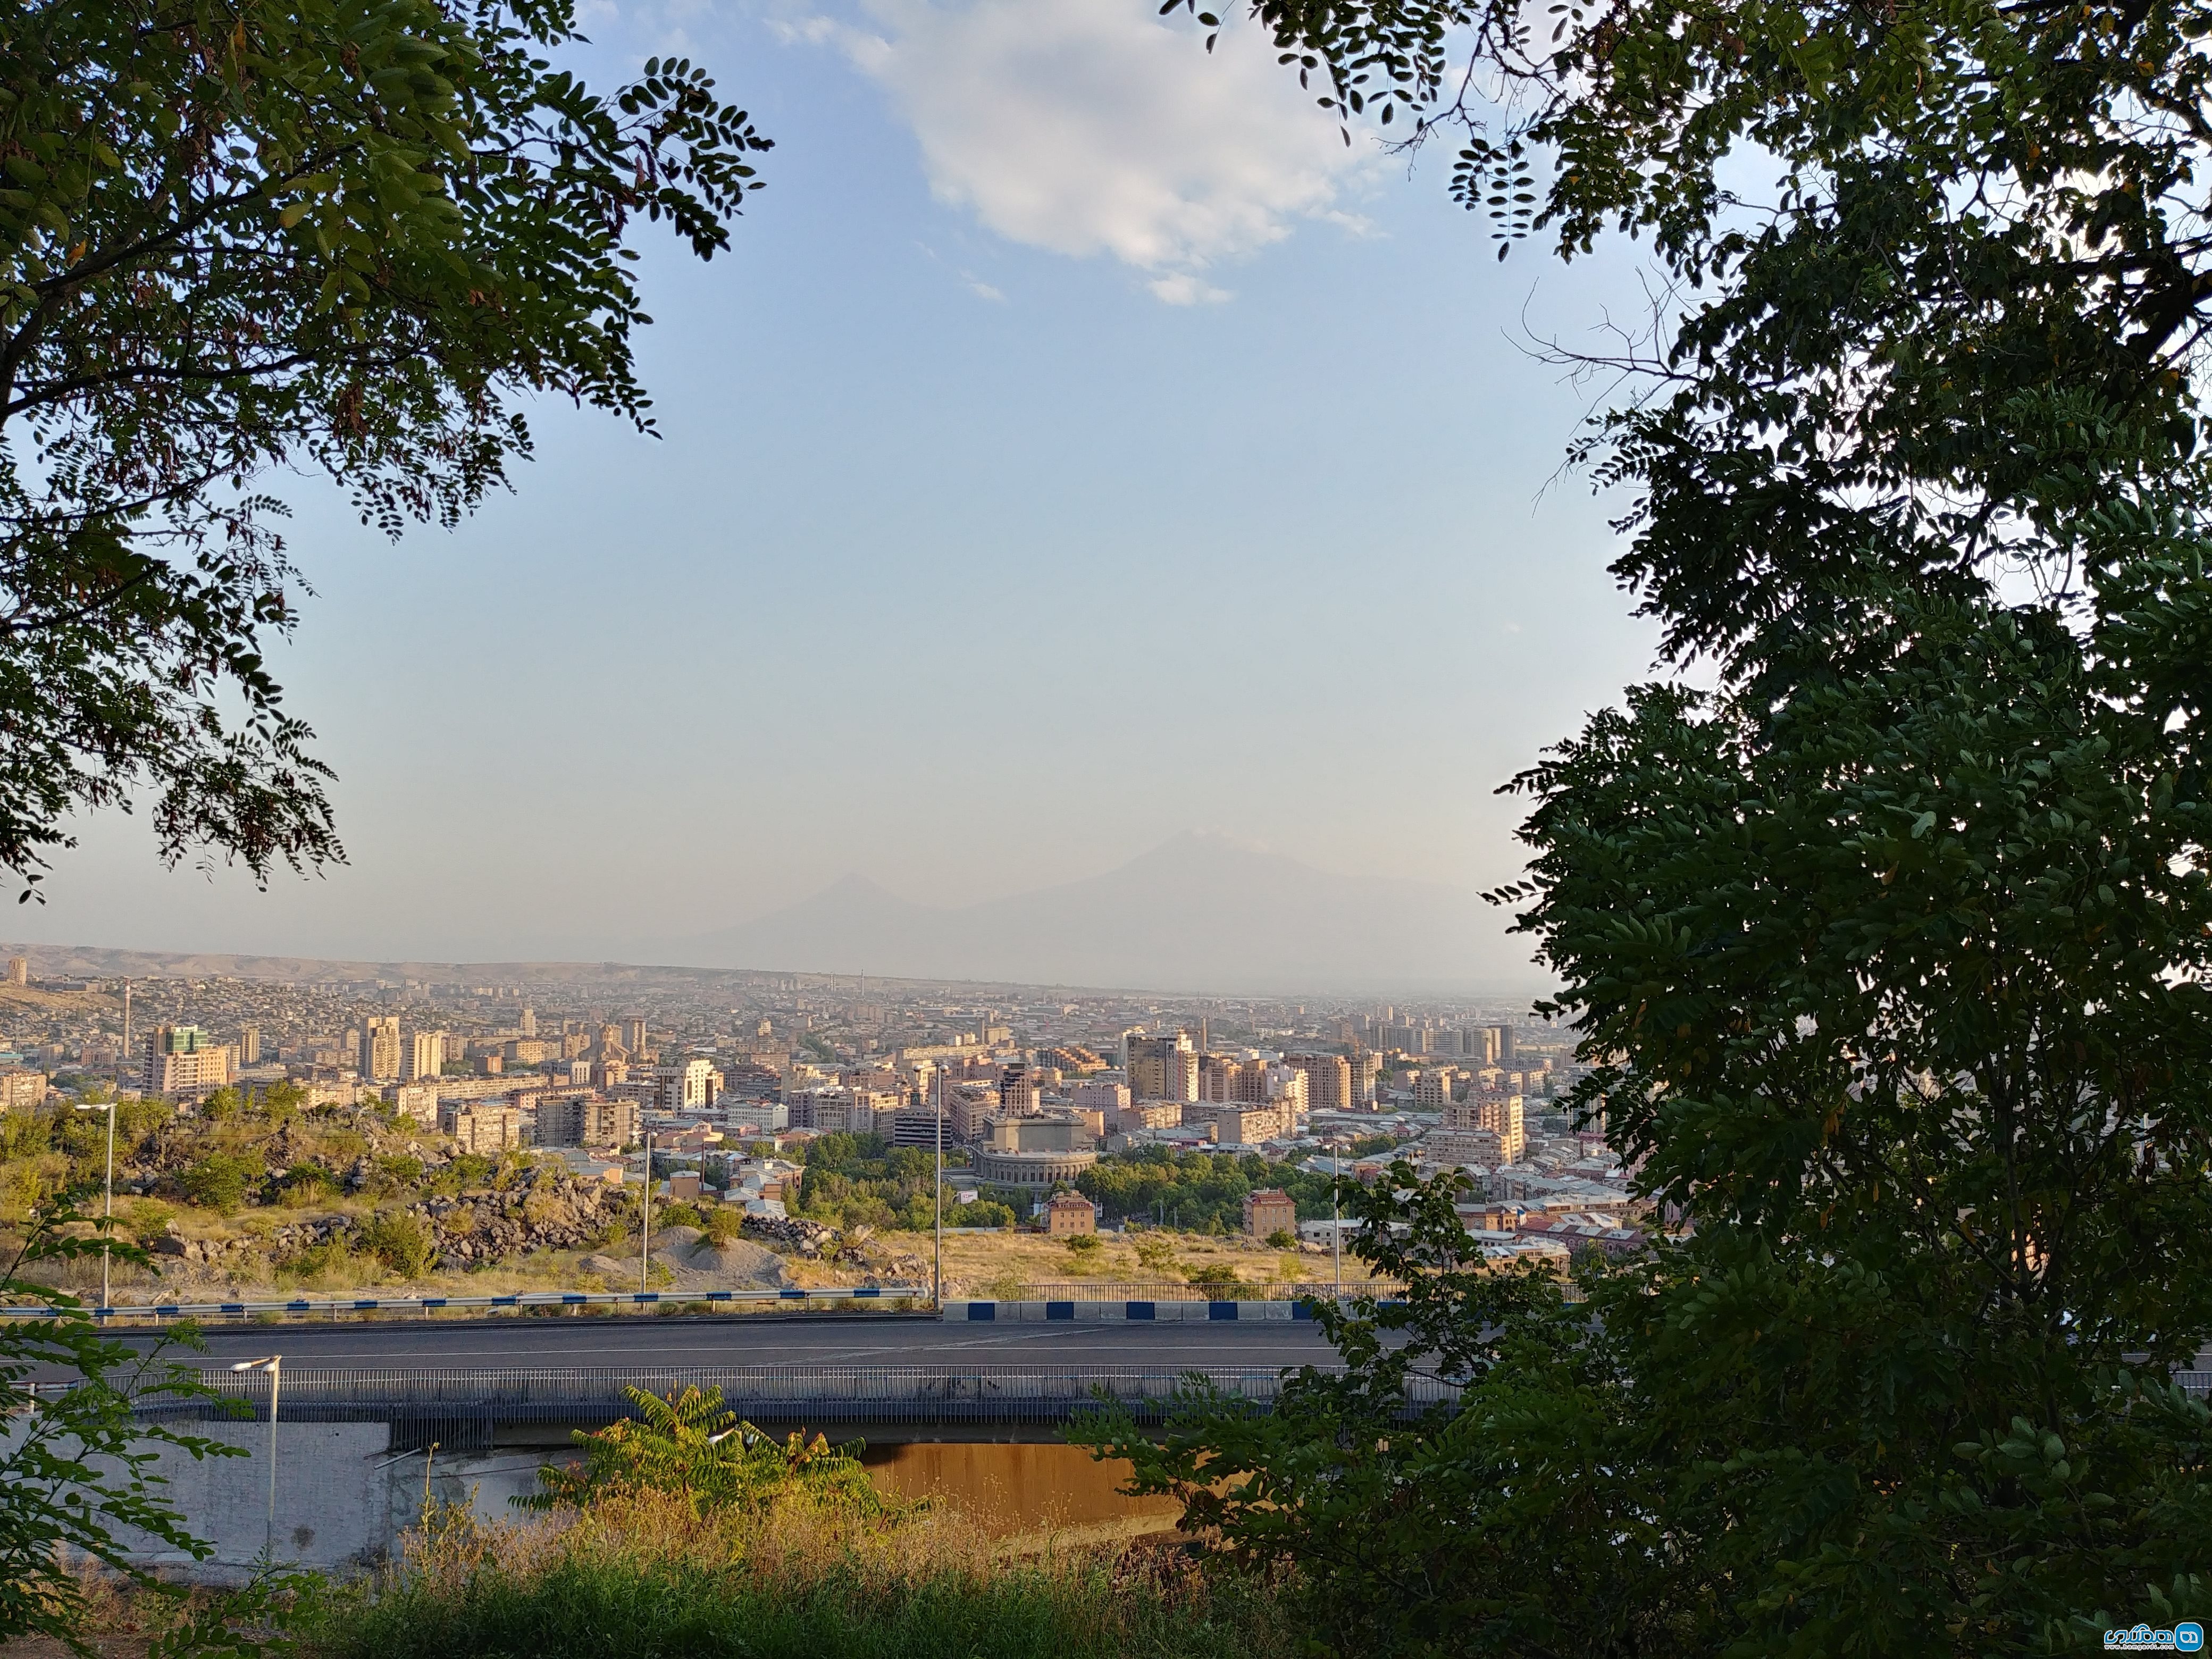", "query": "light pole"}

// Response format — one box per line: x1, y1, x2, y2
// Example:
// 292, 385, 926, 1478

73, 1100, 116, 1314
231, 1356, 281, 1558
640, 1131, 653, 1294
933, 1091, 943, 1309
1331, 1166, 1342, 1297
